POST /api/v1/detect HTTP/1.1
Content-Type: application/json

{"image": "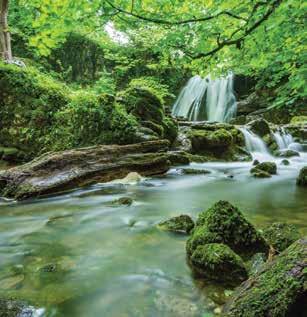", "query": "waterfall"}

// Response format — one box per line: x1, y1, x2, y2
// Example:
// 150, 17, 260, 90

273, 128, 302, 151
240, 127, 272, 160
172, 73, 236, 122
